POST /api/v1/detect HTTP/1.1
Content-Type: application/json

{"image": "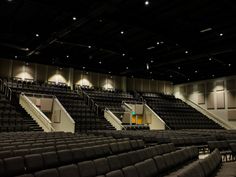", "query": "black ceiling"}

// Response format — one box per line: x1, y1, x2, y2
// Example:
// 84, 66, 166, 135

0, 0, 236, 84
